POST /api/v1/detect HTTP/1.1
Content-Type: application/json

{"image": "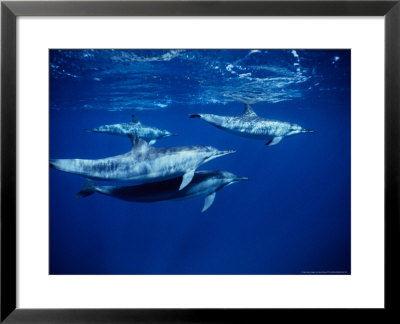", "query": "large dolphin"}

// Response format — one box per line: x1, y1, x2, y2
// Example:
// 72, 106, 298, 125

50, 135, 235, 190
190, 104, 314, 146
76, 170, 248, 212
87, 114, 177, 145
